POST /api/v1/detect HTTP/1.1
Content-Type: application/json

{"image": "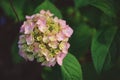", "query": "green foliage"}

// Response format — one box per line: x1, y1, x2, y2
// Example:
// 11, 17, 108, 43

74, 0, 115, 17
70, 23, 96, 57
0, 0, 25, 21
66, 9, 83, 27
100, 14, 115, 27
82, 63, 99, 80
23, 0, 44, 15
74, 0, 96, 8
61, 53, 82, 80
91, 0, 116, 17
91, 27, 117, 73
102, 52, 112, 71
34, 0, 62, 18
